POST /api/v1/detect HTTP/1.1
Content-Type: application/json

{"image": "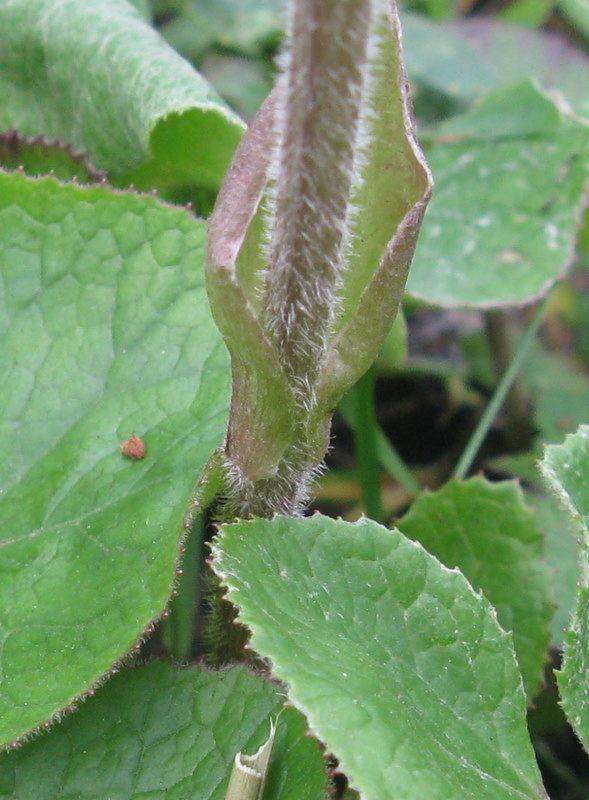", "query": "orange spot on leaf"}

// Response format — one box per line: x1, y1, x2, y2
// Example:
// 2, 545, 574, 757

121, 433, 146, 460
